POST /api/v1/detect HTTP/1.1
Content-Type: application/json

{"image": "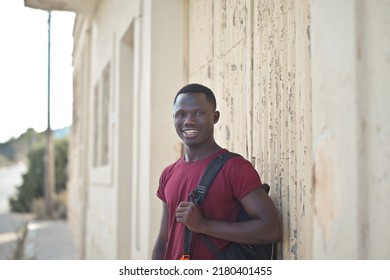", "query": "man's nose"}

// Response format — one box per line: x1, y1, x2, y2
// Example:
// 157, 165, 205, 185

183, 113, 196, 124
